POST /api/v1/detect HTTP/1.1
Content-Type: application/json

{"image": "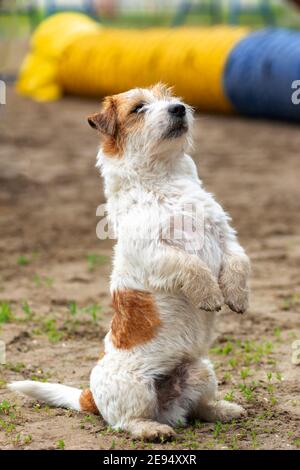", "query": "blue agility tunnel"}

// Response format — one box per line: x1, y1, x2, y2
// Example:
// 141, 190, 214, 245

224, 29, 300, 121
